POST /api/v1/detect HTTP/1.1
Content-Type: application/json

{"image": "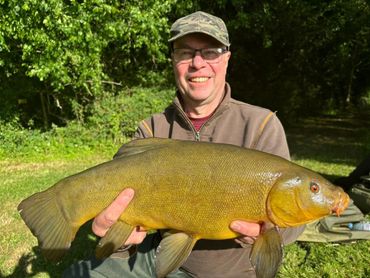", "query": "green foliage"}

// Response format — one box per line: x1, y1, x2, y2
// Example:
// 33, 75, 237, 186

86, 86, 175, 141
1, 0, 370, 127
0, 0, 177, 126
0, 86, 174, 160
0, 119, 116, 161
0, 0, 175, 90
